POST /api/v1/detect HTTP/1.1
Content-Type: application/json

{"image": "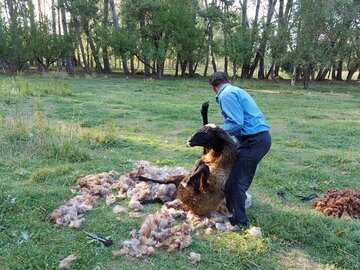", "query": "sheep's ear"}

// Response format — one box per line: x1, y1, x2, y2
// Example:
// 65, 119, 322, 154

215, 128, 235, 144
